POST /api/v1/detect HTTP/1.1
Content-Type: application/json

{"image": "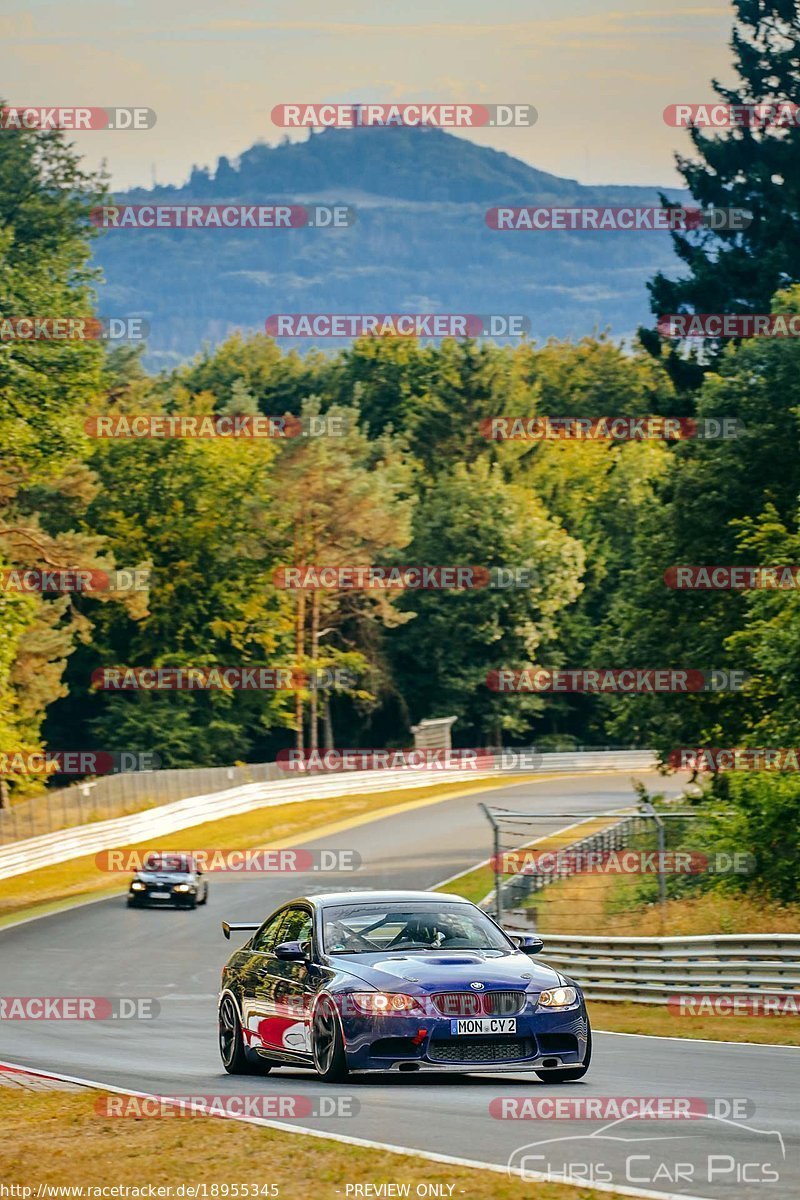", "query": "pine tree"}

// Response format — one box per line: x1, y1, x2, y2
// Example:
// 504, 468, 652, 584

644, 1, 800, 367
